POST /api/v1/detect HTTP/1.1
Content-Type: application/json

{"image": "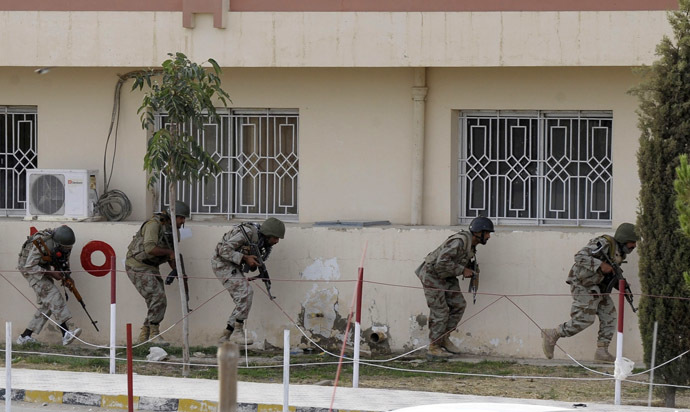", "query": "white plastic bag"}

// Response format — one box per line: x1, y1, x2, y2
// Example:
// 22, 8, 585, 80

614, 357, 634, 380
